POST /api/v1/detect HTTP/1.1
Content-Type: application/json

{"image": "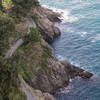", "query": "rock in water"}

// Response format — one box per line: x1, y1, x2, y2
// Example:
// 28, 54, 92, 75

79, 71, 93, 79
